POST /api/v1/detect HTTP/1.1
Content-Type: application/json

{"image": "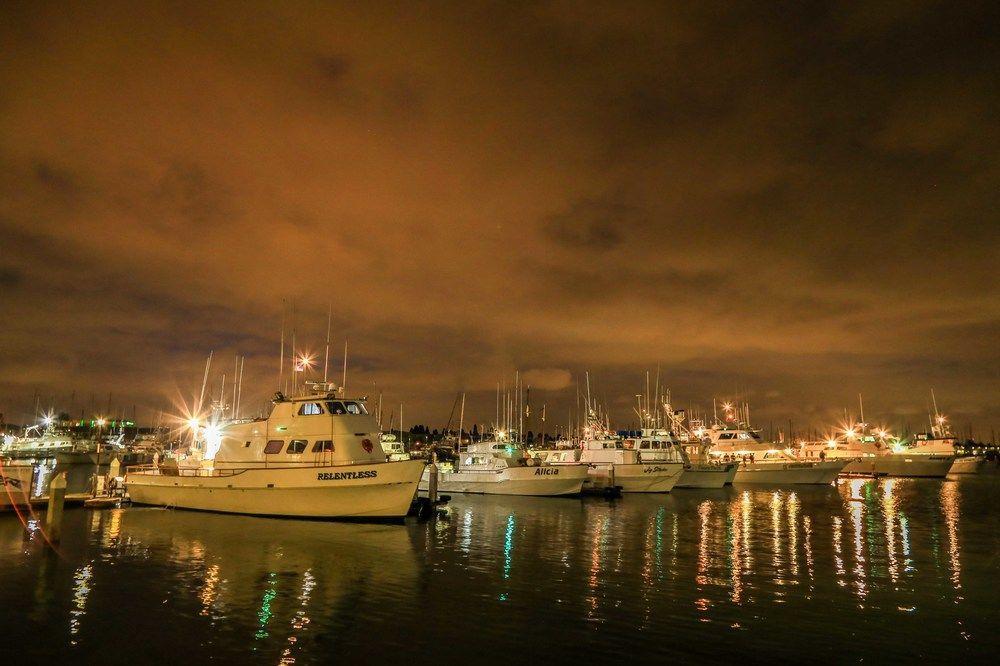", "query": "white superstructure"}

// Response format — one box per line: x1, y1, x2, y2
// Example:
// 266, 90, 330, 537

126, 388, 425, 519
